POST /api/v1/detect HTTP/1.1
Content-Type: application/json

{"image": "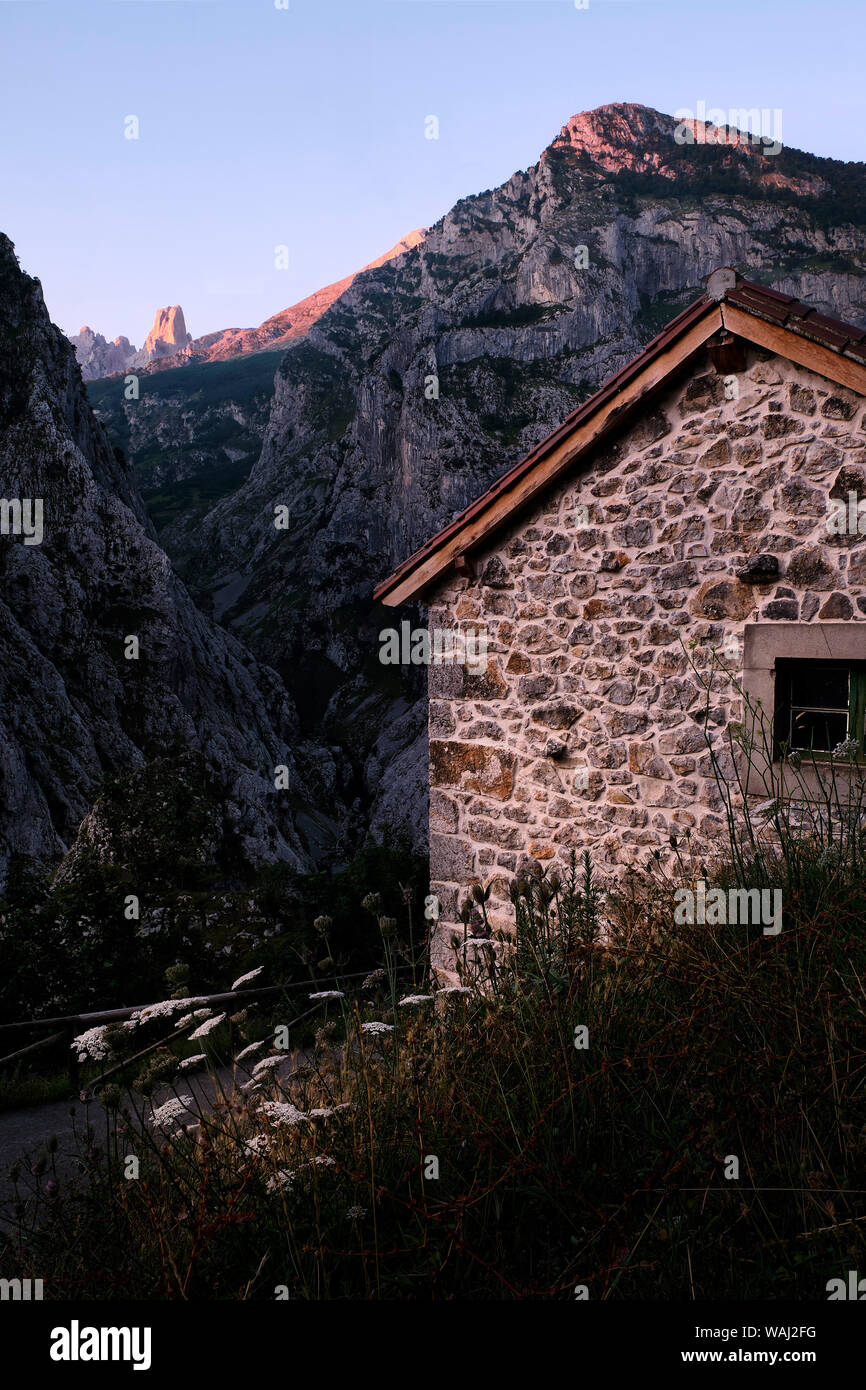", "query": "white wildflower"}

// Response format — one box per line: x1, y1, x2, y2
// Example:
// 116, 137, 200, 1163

177, 1008, 212, 1028
71, 1025, 111, 1062
345, 1205, 366, 1219
178, 1054, 207, 1071
148, 1096, 195, 1133
398, 994, 434, 1007
251, 1055, 284, 1076
361, 1021, 394, 1034
188, 1013, 225, 1040
437, 986, 472, 995
128, 999, 182, 1027
309, 990, 344, 1000
308, 1107, 335, 1119
127, 997, 210, 1030
833, 738, 860, 759
267, 1168, 295, 1193
261, 1100, 308, 1127
235, 1040, 267, 1062
312, 1155, 336, 1167
231, 967, 264, 991
243, 1133, 272, 1156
